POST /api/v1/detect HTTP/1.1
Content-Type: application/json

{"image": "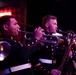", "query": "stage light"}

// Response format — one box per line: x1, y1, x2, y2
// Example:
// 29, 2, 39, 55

0, 11, 12, 17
